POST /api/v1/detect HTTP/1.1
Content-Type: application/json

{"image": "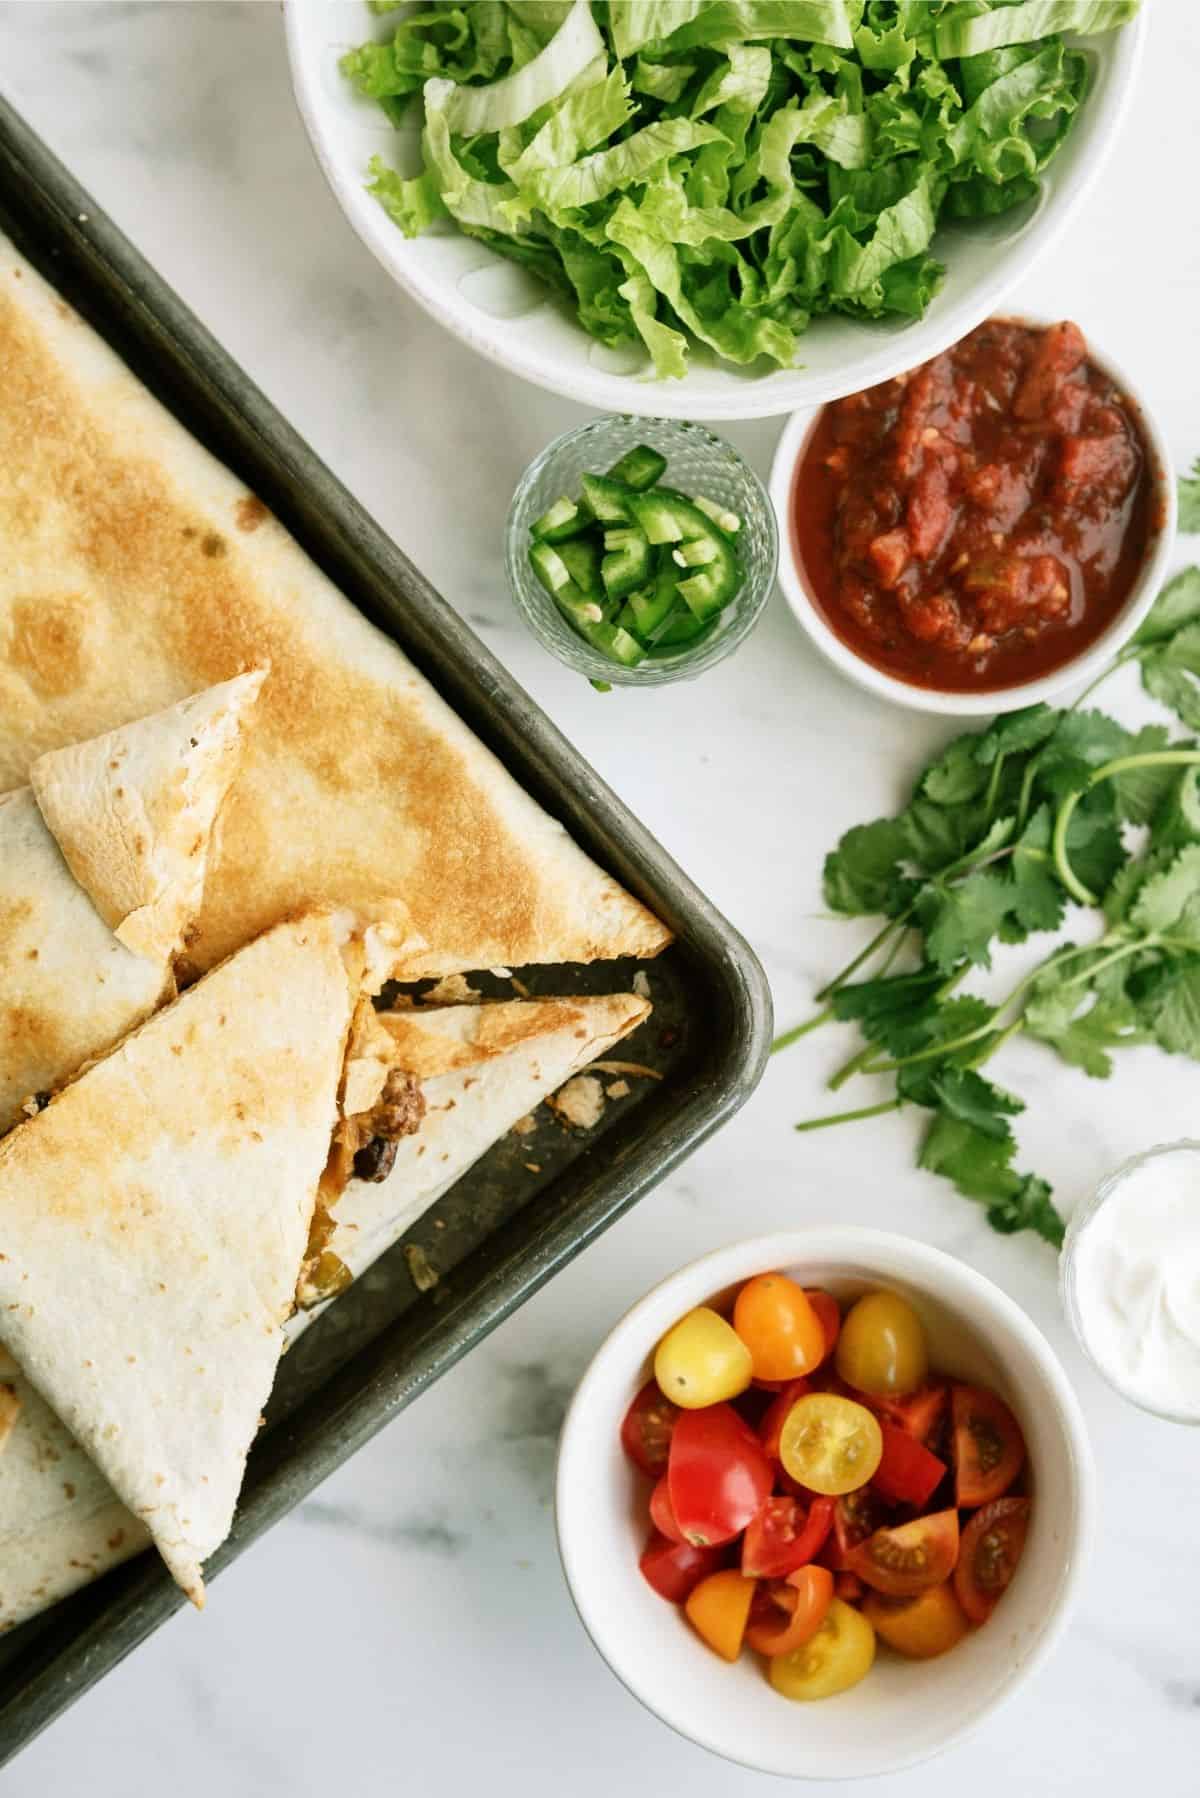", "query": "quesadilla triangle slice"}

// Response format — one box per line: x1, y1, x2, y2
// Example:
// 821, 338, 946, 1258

30, 667, 266, 964
0, 237, 670, 979
296, 991, 652, 1311
0, 911, 355, 1607
0, 673, 264, 1134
